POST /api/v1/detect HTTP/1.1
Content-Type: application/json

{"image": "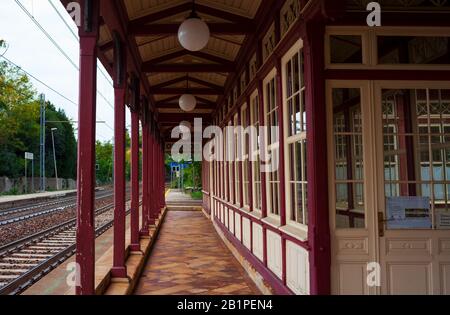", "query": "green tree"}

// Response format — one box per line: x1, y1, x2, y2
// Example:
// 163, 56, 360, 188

0, 51, 77, 181
95, 140, 113, 184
